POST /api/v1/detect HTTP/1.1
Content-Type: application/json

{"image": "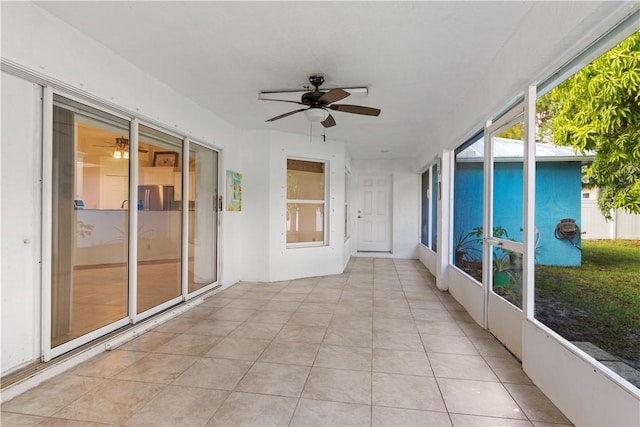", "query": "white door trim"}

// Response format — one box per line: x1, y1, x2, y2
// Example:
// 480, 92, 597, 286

356, 174, 393, 253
